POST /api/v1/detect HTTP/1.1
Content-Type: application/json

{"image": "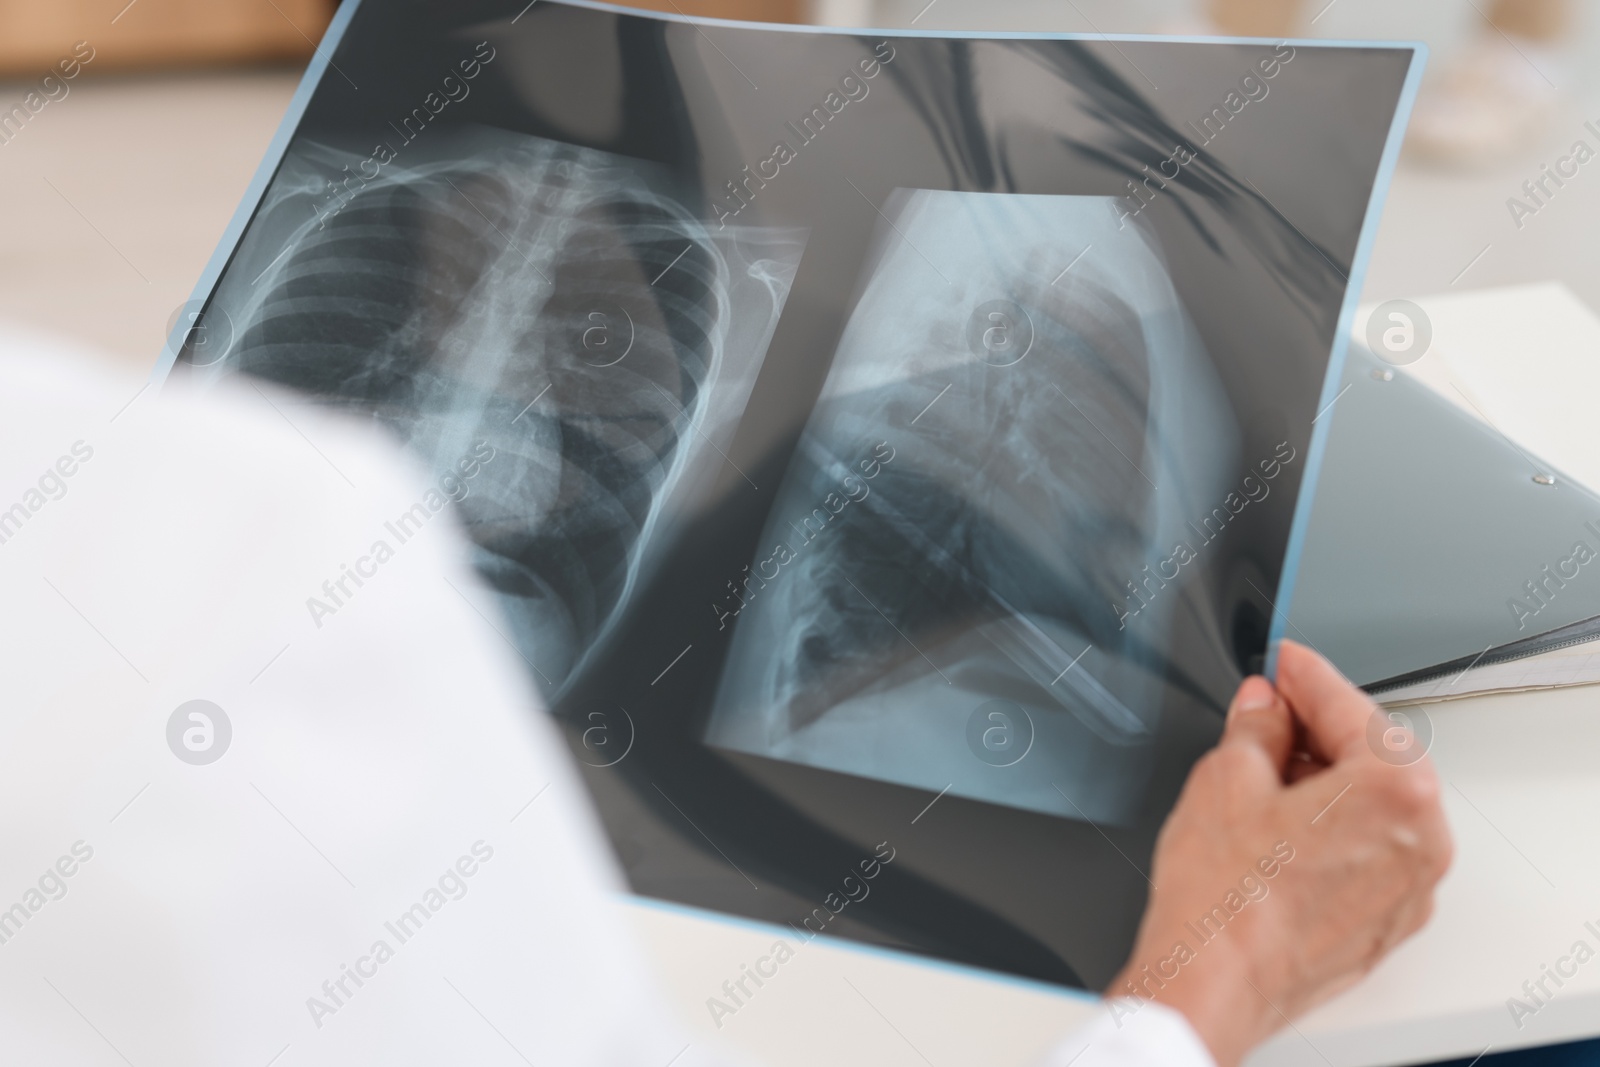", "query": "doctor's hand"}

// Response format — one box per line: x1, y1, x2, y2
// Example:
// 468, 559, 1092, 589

1106, 640, 1453, 1067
